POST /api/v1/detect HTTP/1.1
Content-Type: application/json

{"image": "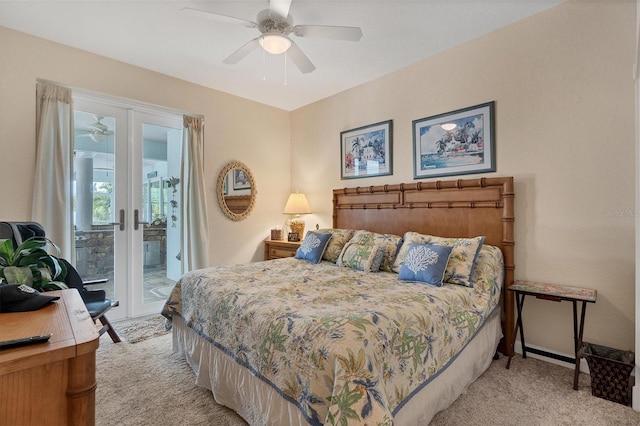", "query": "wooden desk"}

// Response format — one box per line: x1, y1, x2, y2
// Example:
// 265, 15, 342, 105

0, 288, 99, 425
506, 280, 596, 390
